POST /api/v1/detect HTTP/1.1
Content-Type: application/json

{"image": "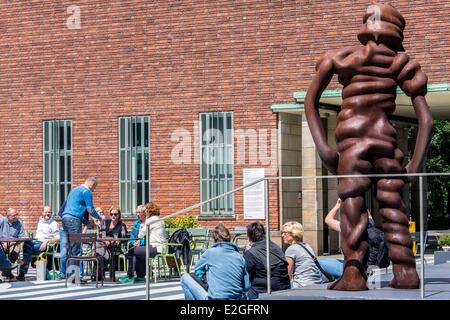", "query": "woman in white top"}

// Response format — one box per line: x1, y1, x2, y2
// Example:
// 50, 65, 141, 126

119, 202, 166, 283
